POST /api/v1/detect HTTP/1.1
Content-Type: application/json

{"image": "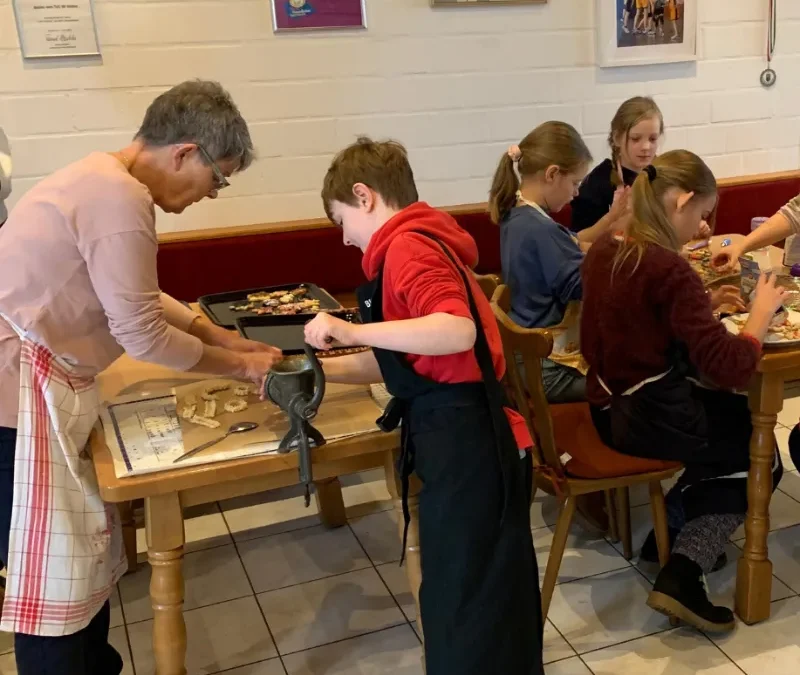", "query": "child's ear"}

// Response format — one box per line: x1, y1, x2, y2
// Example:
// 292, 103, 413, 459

675, 191, 695, 212
352, 183, 374, 211
544, 165, 560, 183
